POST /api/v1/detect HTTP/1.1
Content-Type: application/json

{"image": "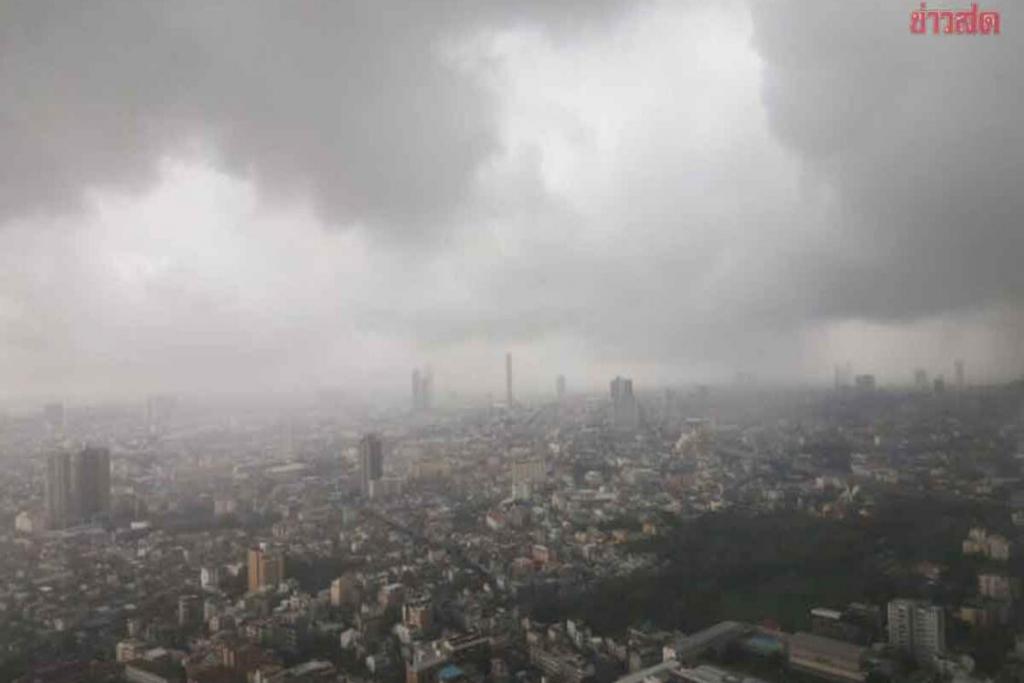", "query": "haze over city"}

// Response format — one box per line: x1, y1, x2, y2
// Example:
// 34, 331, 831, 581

1, 0, 1022, 406
4, 3, 1024, 683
